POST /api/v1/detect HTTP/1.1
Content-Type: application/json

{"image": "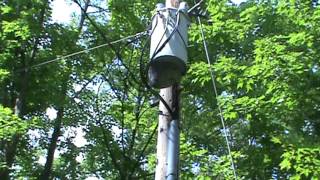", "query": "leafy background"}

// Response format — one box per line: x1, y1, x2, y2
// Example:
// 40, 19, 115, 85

0, 0, 319, 179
